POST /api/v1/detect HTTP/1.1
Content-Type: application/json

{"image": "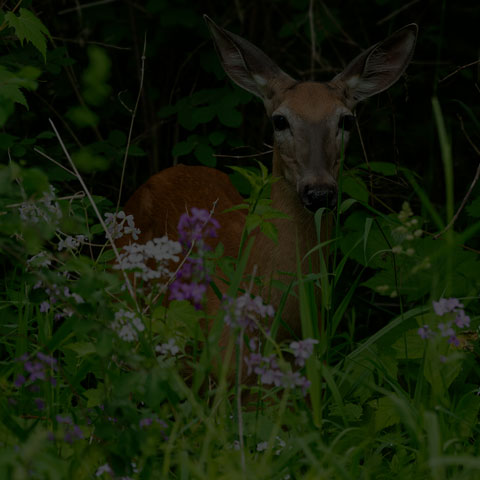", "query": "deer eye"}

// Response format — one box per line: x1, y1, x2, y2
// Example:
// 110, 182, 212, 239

272, 114, 289, 131
339, 114, 355, 132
